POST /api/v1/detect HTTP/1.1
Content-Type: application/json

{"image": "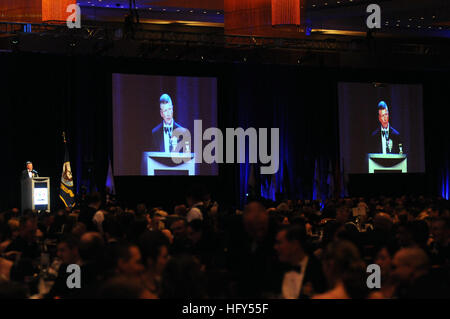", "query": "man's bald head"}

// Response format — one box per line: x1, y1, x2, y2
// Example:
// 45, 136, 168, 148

80, 231, 103, 242
373, 212, 393, 232
392, 247, 429, 283
79, 232, 105, 263
395, 247, 429, 269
